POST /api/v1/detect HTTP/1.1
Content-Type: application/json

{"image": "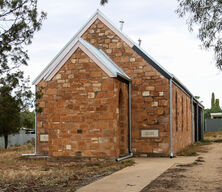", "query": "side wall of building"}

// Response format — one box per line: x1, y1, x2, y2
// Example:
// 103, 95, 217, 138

82, 19, 171, 155
172, 83, 193, 154
36, 48, 128, 158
